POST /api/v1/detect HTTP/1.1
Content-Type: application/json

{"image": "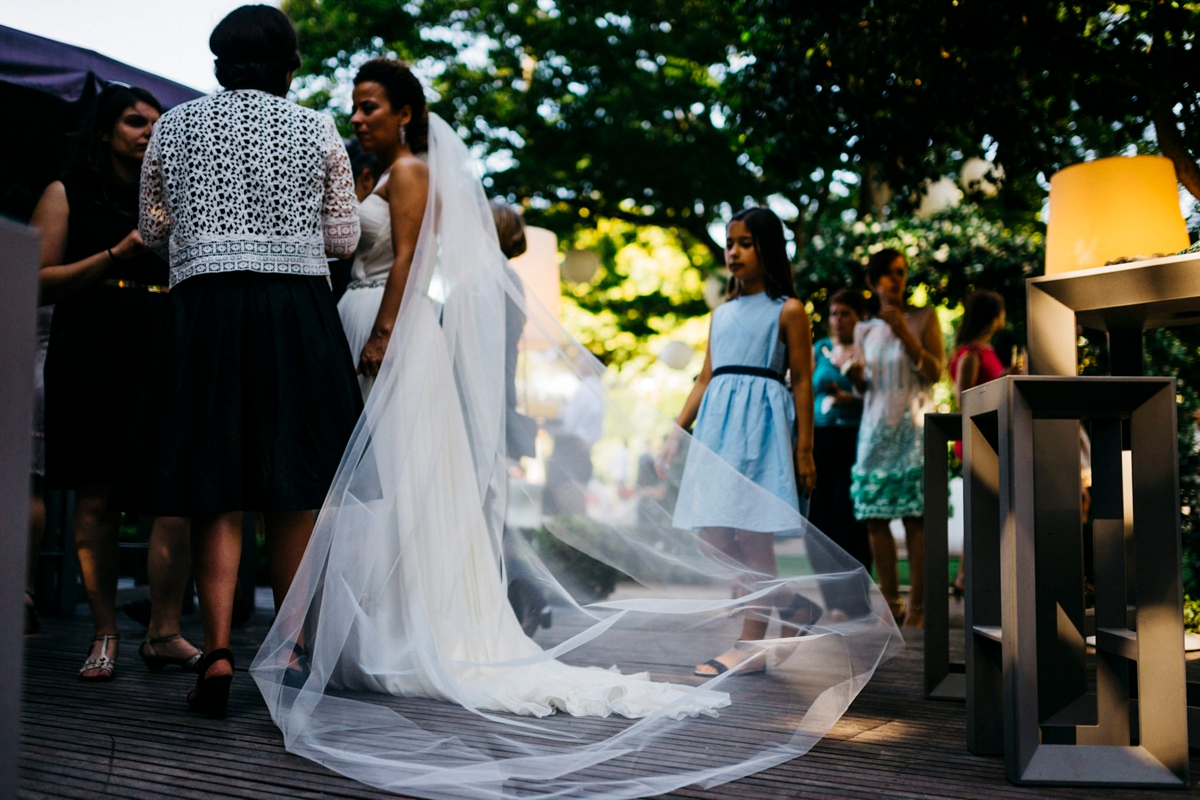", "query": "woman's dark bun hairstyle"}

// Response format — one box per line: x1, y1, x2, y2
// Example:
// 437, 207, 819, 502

956, 289, 1005, 346
727, 207, 795, 300
829, 287, 866, 319
491, 201, 528, 259
67, 83, 163, 215
353, 58, 429, 155
210, 5, 301, 96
